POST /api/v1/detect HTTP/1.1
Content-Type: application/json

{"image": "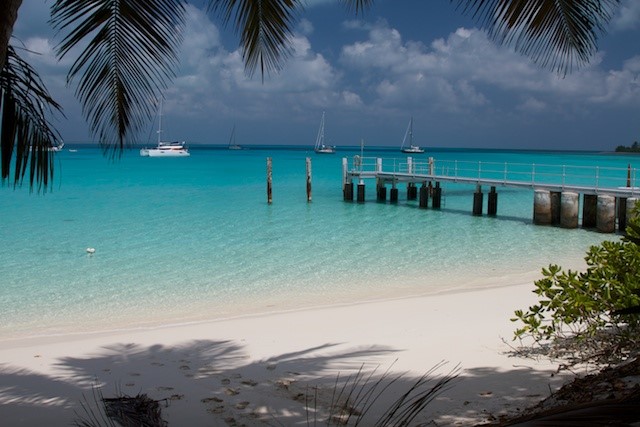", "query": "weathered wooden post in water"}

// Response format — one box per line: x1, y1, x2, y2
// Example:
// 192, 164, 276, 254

267, 157, 273, 204
419, 182, 429, 208
582, 194, 597, 228
306, 157, 312, 202
342, 158, 353, 201
618, 197, 627, 231
473, 185, 483, 216
432, 182, 442, 209
487, 186, 498, 216
550, 191, 561, 225
390, 182, 398, 204
357, 180, 365, 203
376, 158, 386, 202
